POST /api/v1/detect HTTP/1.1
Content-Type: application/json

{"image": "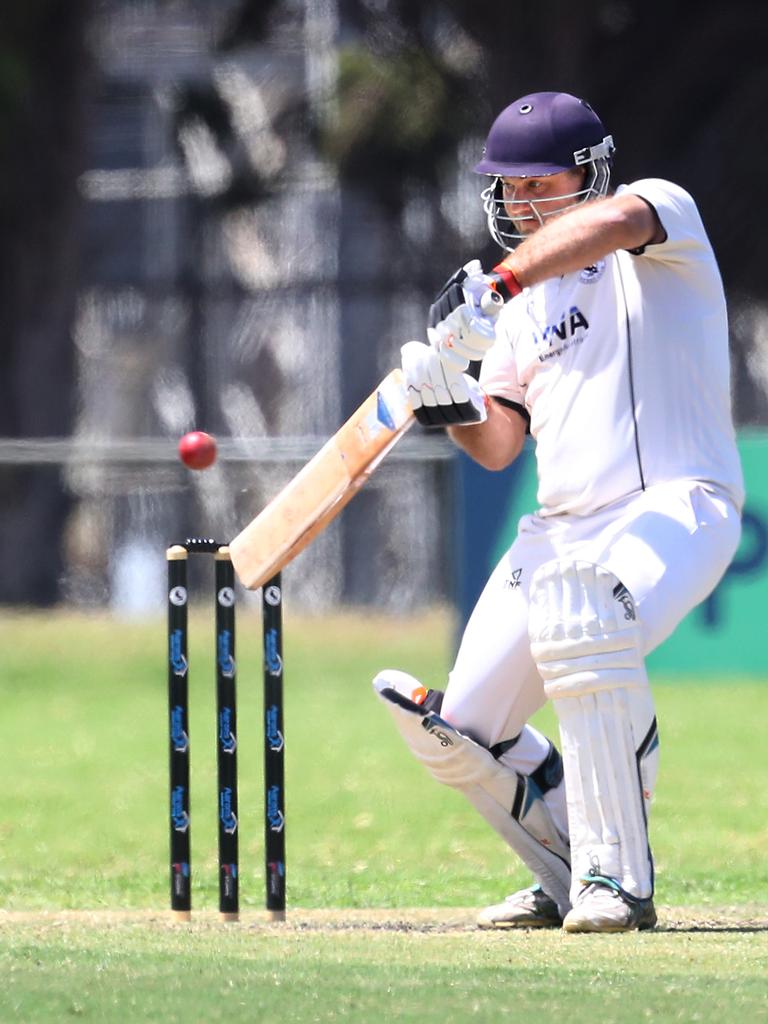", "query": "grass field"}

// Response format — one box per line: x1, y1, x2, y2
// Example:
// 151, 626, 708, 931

0, 608, 766, 1022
